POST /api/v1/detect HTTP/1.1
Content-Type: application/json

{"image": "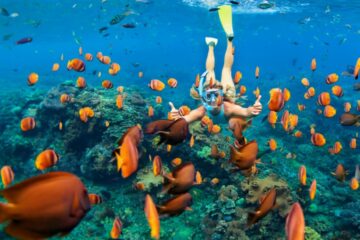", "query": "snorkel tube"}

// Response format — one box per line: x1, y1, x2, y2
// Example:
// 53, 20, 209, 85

198, 71, 223, 112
